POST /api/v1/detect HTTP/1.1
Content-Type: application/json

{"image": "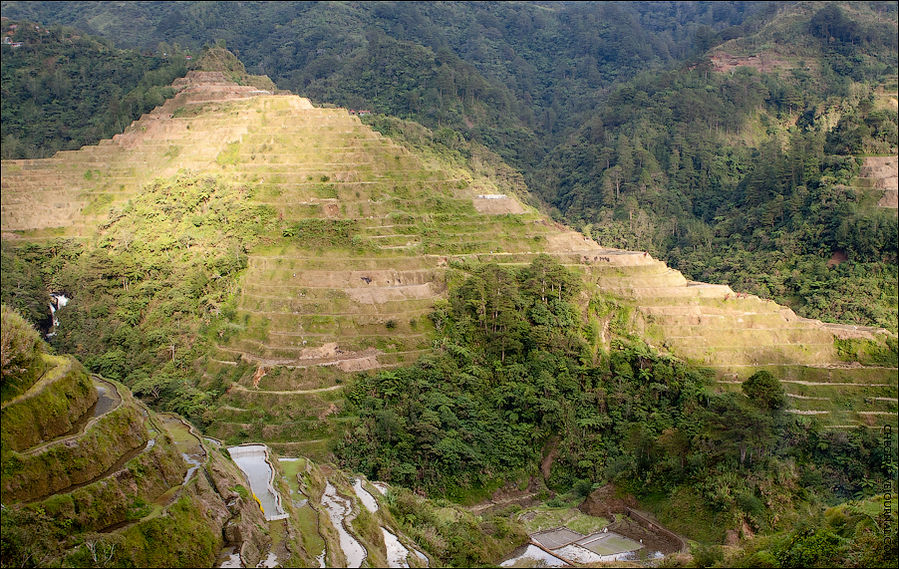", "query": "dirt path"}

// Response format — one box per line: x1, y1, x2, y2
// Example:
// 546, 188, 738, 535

541, 437, 559, 481
229, 383, 343, 395
468, 491, 541, 515
215, 346, 429, 371
707, 363, 898, 370
716, 379, 894, 387
781, 380, 894, 387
